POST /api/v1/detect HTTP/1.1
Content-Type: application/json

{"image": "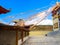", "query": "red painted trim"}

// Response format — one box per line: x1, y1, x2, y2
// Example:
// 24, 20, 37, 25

0, 6, 10, 14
